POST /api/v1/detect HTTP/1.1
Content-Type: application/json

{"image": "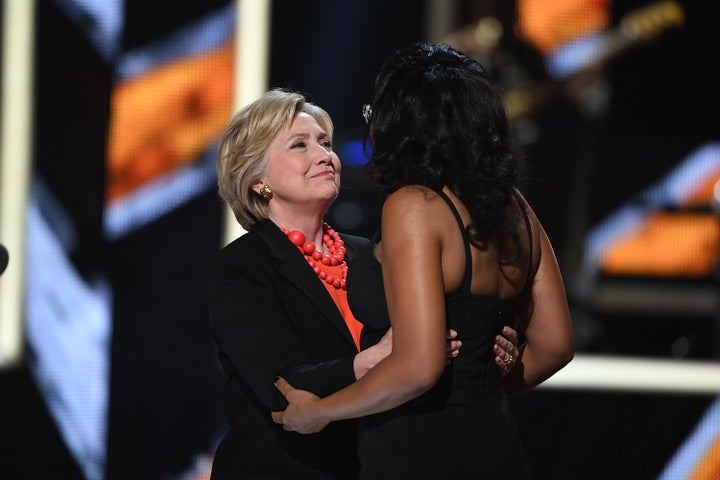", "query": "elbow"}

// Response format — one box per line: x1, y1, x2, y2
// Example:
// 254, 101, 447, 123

405, 378, 436, 398
550, 343, 574, 372
408, 361, 445, 396
516, 336, 574, 390
562, 335, 575, 364
413, 373, 441, 396
557, 349, 574, 370
550, 332, 574, 364
398, 357, 445, 397
528, 342, 574, 385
